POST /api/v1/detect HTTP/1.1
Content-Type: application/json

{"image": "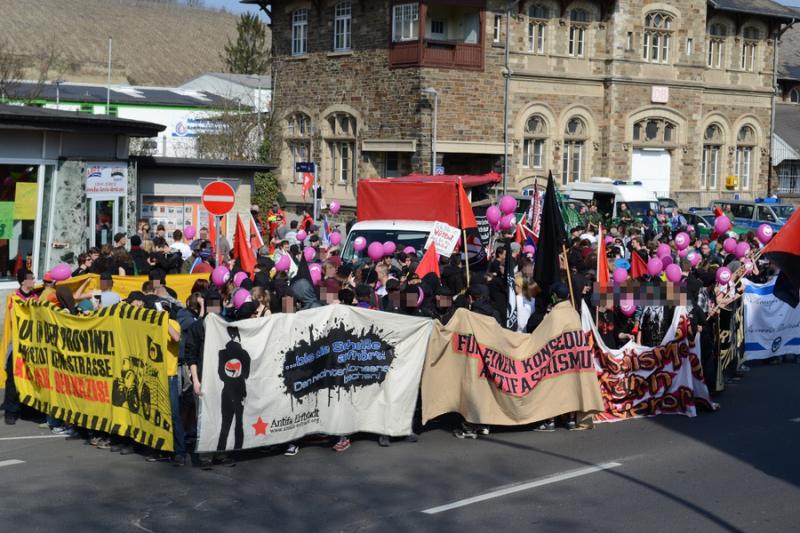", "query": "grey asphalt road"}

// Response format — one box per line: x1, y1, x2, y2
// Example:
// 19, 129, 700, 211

2, 363, 799, 533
